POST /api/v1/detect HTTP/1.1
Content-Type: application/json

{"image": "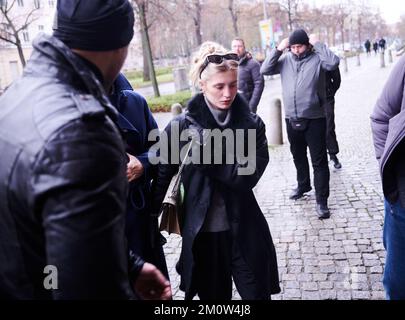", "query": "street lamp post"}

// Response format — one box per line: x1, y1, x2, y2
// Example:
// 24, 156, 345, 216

263, 0, 268, 20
